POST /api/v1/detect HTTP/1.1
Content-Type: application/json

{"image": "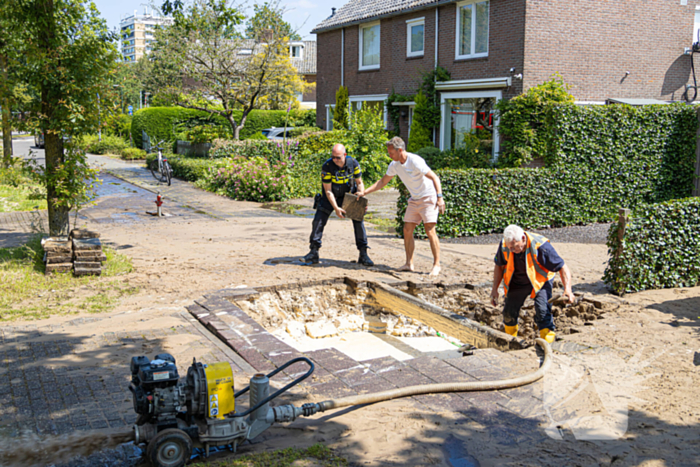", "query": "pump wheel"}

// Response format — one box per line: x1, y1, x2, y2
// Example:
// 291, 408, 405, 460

147, 428, 192, 467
